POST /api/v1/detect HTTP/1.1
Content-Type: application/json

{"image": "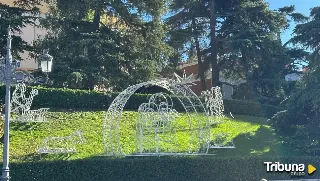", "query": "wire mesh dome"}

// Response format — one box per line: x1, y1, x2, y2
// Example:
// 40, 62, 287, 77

103, 75, 212, 156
